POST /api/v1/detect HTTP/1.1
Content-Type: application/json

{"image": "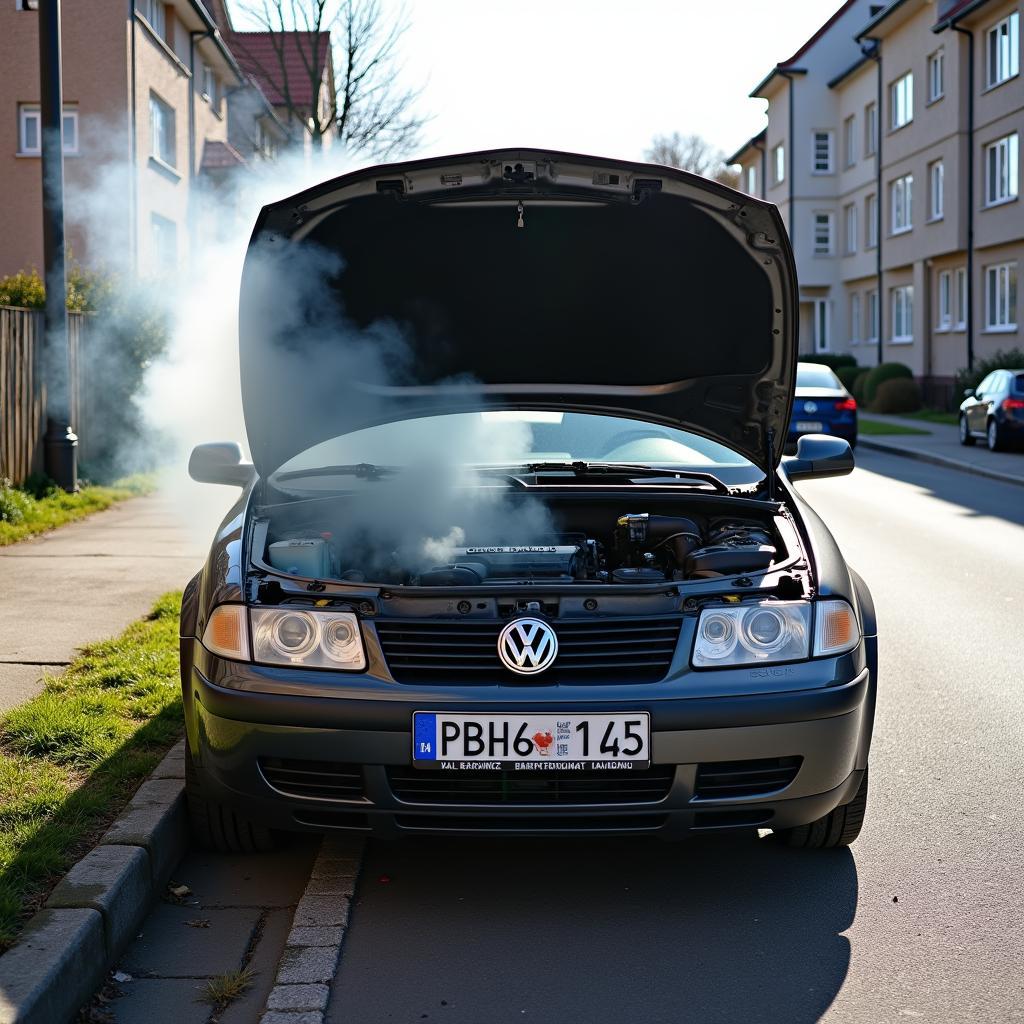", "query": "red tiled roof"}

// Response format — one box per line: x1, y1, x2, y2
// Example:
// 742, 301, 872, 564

225, 30, 331, 109
201, 139, 247, 170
